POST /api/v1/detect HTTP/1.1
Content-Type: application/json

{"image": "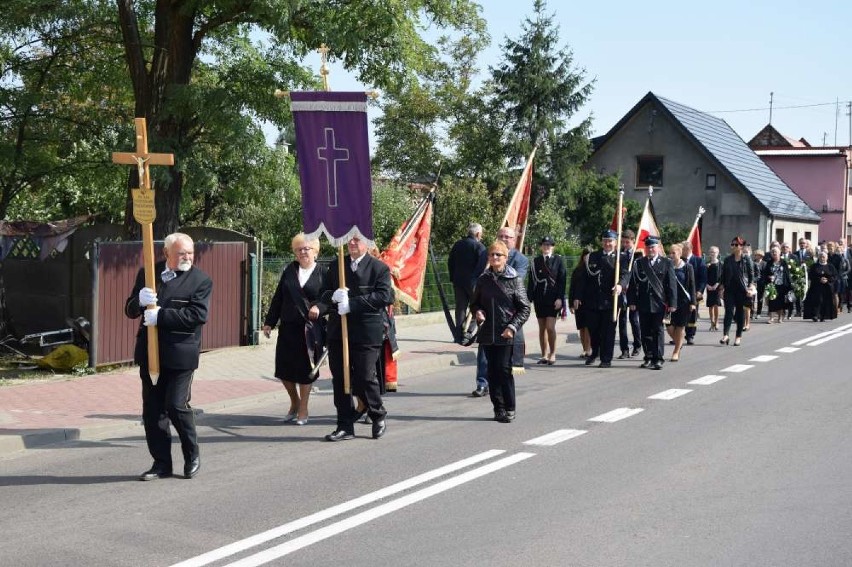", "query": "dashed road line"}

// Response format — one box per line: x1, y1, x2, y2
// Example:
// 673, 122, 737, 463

749, 355, 778, 362
688, 375, 727, 385
806, 328, 852, 346
719, 364, 753, 373
588, 408, 644, 423
524, 429, 588, 446
776, 346, 800, 353
648, 389, 692, 400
